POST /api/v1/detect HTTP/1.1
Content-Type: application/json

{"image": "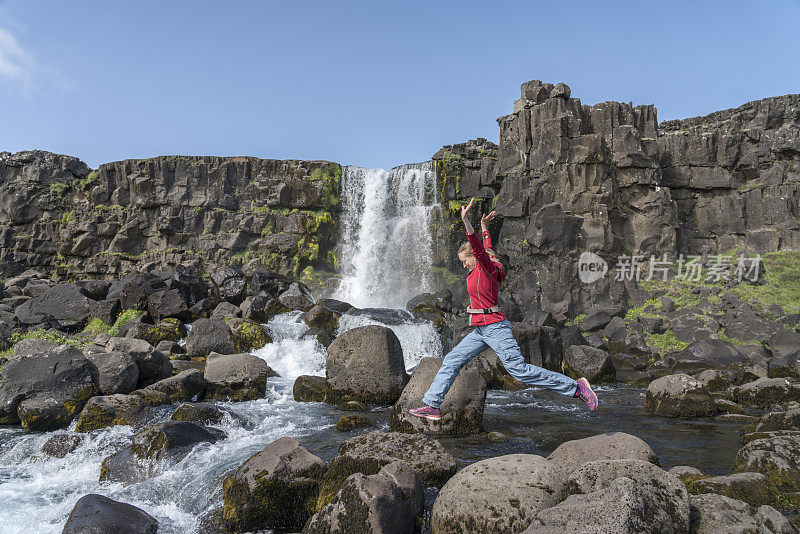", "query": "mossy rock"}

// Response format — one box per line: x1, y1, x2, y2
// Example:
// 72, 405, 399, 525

335, 415, 374, 431
74, 394, 149, 432
18, 383, 97, 432
293, 375, 327, 402
687, 472, 781, 507
315, 455, 385, 512
224, 317, 272, 352
303, 304, 340, 340
130, 319, 185, 346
